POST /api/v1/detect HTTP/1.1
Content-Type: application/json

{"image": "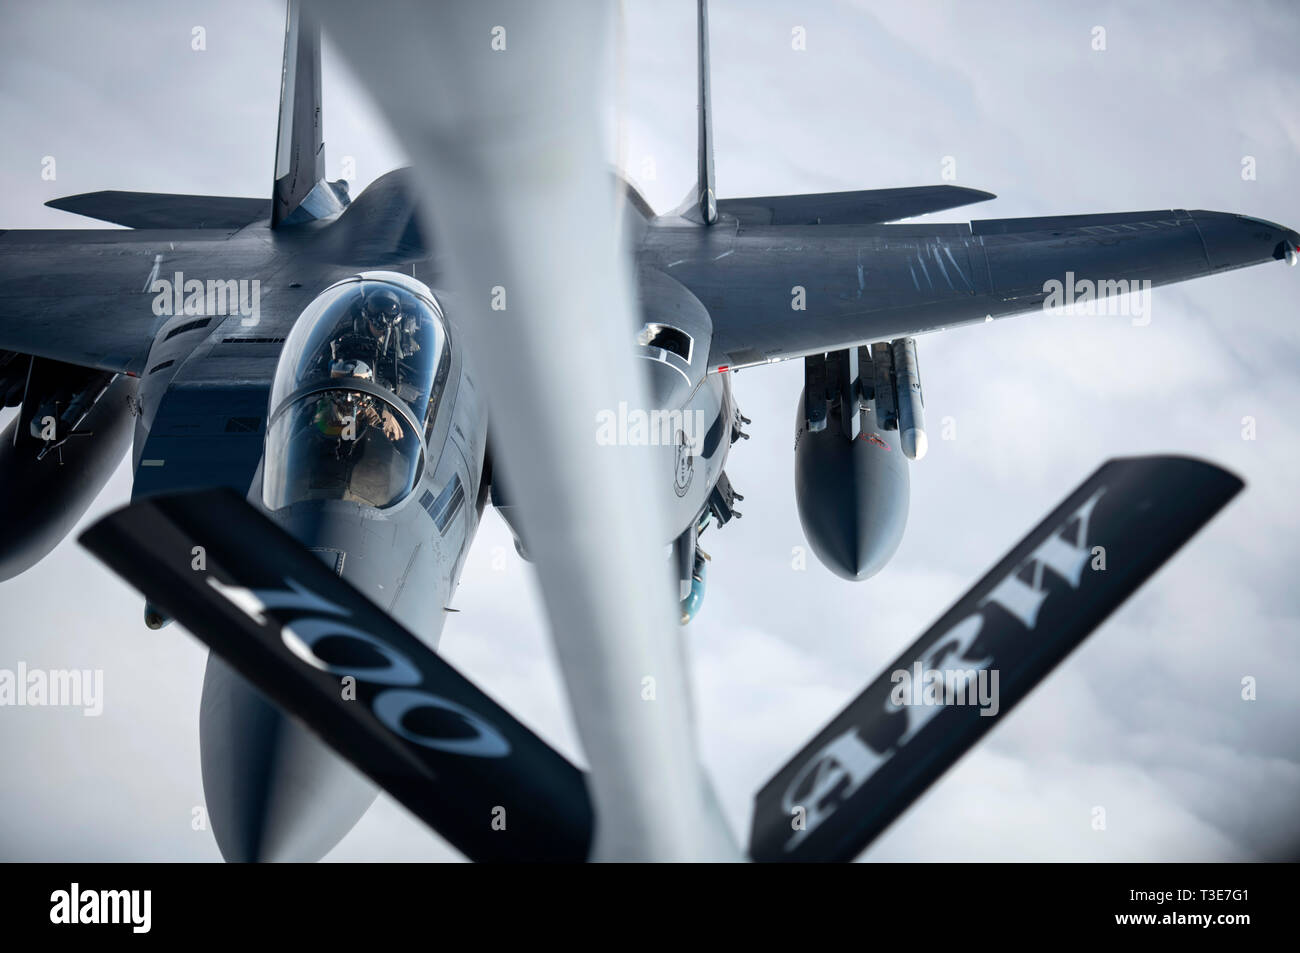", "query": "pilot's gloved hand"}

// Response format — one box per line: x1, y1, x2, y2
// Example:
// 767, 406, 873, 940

354, 401, 379, 427
380, 409, 403, 440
